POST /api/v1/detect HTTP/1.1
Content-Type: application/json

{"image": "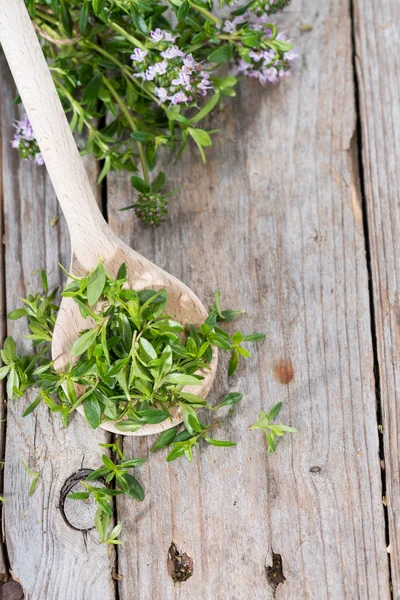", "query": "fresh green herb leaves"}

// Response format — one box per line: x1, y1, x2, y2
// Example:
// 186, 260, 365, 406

250, 402, 297, 454
68, 440, 145, 544
0, 262, 265, 439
